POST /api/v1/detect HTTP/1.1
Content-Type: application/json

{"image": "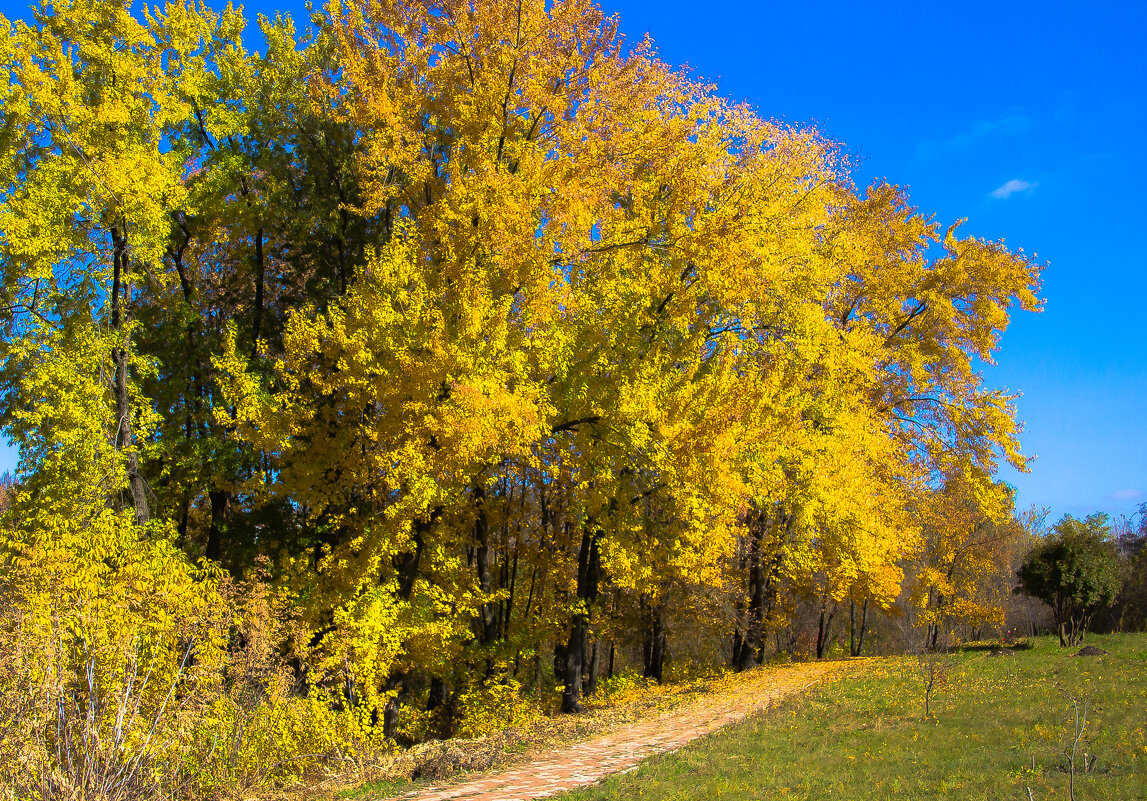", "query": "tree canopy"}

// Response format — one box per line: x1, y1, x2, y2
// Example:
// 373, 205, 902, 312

1017, 514, 1120, 646
0, 0, 1042, 745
